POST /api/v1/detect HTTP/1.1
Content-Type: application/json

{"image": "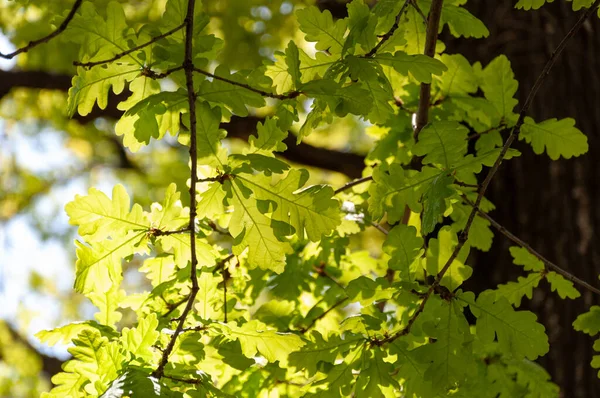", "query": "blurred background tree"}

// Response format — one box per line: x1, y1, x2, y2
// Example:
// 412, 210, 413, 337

0, 0, 598, 396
